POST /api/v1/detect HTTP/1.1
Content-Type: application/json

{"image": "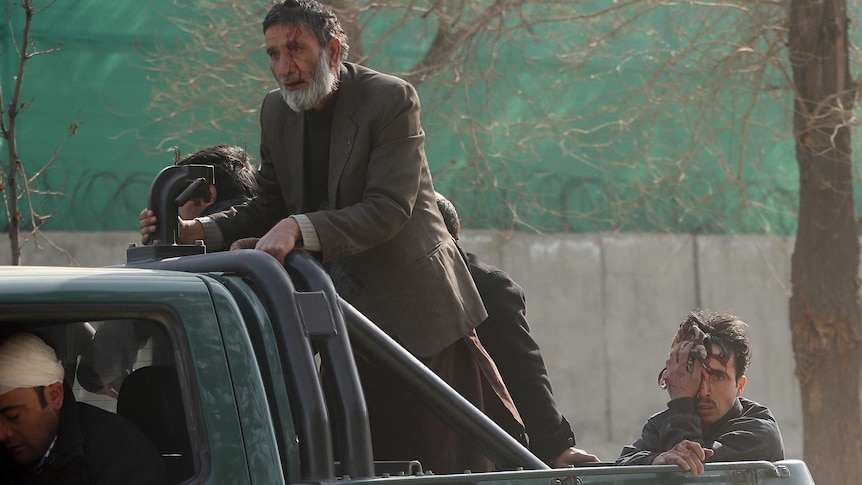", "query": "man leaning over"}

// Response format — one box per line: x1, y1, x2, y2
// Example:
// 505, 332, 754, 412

140, 0, 522, 473
436, 193, 600, 468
